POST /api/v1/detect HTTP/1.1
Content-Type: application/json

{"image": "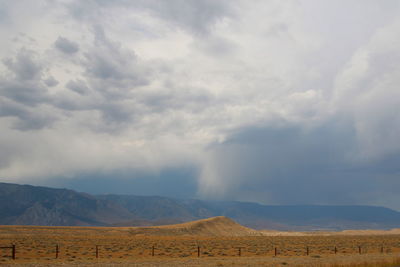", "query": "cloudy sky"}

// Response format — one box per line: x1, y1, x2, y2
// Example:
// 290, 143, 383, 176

1, 0, 400, 209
